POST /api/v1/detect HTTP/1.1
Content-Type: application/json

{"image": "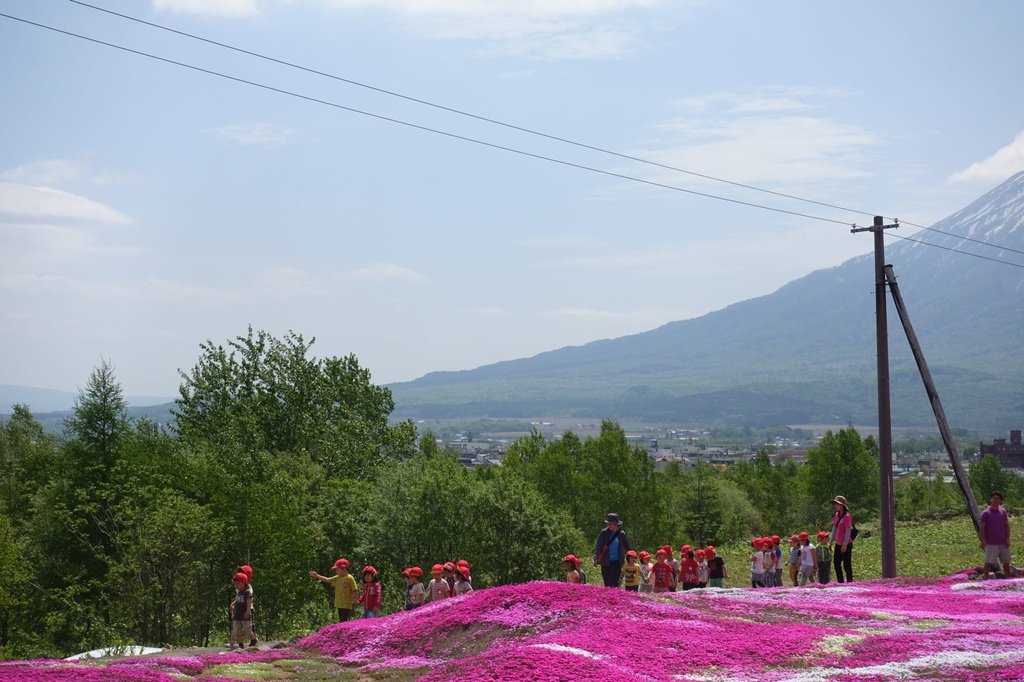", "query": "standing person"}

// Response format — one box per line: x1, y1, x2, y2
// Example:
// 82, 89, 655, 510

358, 566, 381, 618
680, 548, 699, 591
309, 558, 359, 622
228, 572, 254, 650
425, 564, 452, 602
621, 550, 642, 592
816, 531, 833, 584
771, 536, 784, 589
979, 491, 1012, 578
593, 513, 632, 588
638, 551, 655, 593
762, 540, 777, 587
749, 538, 766, 588
652, 549, 674, 593
706, 546, 727, 588
443, 562, 457, 595
663, 545, 679, 592
454, 566, 473, 595
403, 567, 425, 610
830, 495, 855, 583
797, 532, 818, 586
696, 549, 709, 588
237, 565, 258, 646
787, 535, 801, 587
563, 554, 583, 584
